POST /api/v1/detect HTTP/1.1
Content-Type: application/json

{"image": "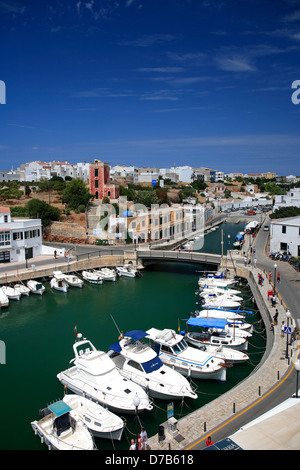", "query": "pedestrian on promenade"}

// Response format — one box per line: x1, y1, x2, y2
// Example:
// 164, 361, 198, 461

244, 256, 247, 266
254, 257, 257, 268
206, 436, 214, 447
277, 272, 280, 283
271, 295, 276, 307
281, 321, 285, 338
270, 309, 279, 330
140, 427, 148, 450
269, 271, 272, 282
